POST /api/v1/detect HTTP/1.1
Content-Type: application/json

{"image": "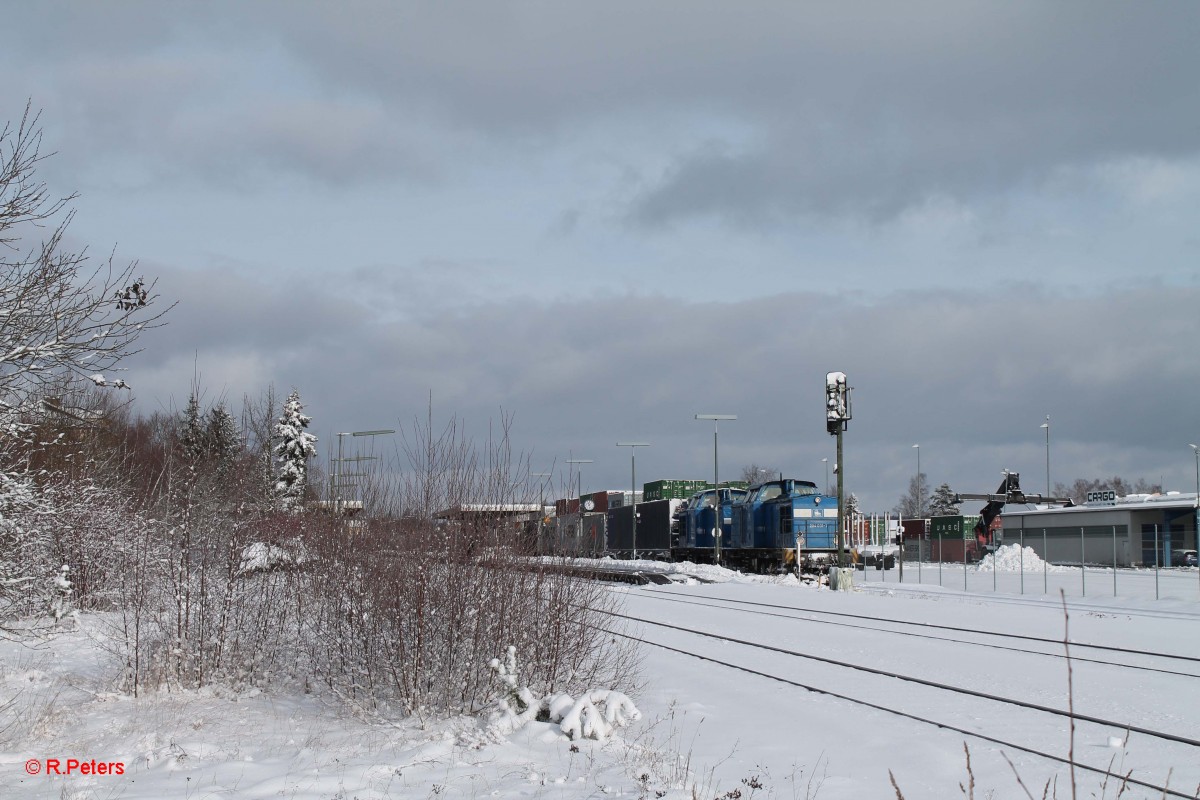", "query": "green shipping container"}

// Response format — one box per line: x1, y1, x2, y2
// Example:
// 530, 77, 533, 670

643, 479, 708, 501
930, 515, 982, 540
